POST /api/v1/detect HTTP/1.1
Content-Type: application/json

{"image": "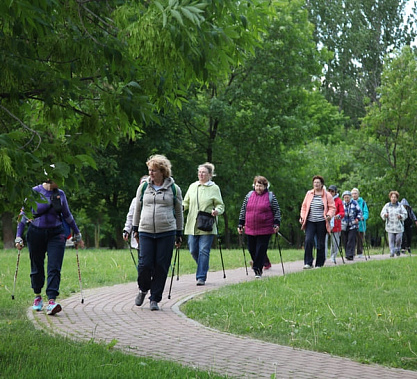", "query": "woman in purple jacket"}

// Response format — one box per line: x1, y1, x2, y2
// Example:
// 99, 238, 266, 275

238, 176, 281, 278
15, 176, 82, 315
